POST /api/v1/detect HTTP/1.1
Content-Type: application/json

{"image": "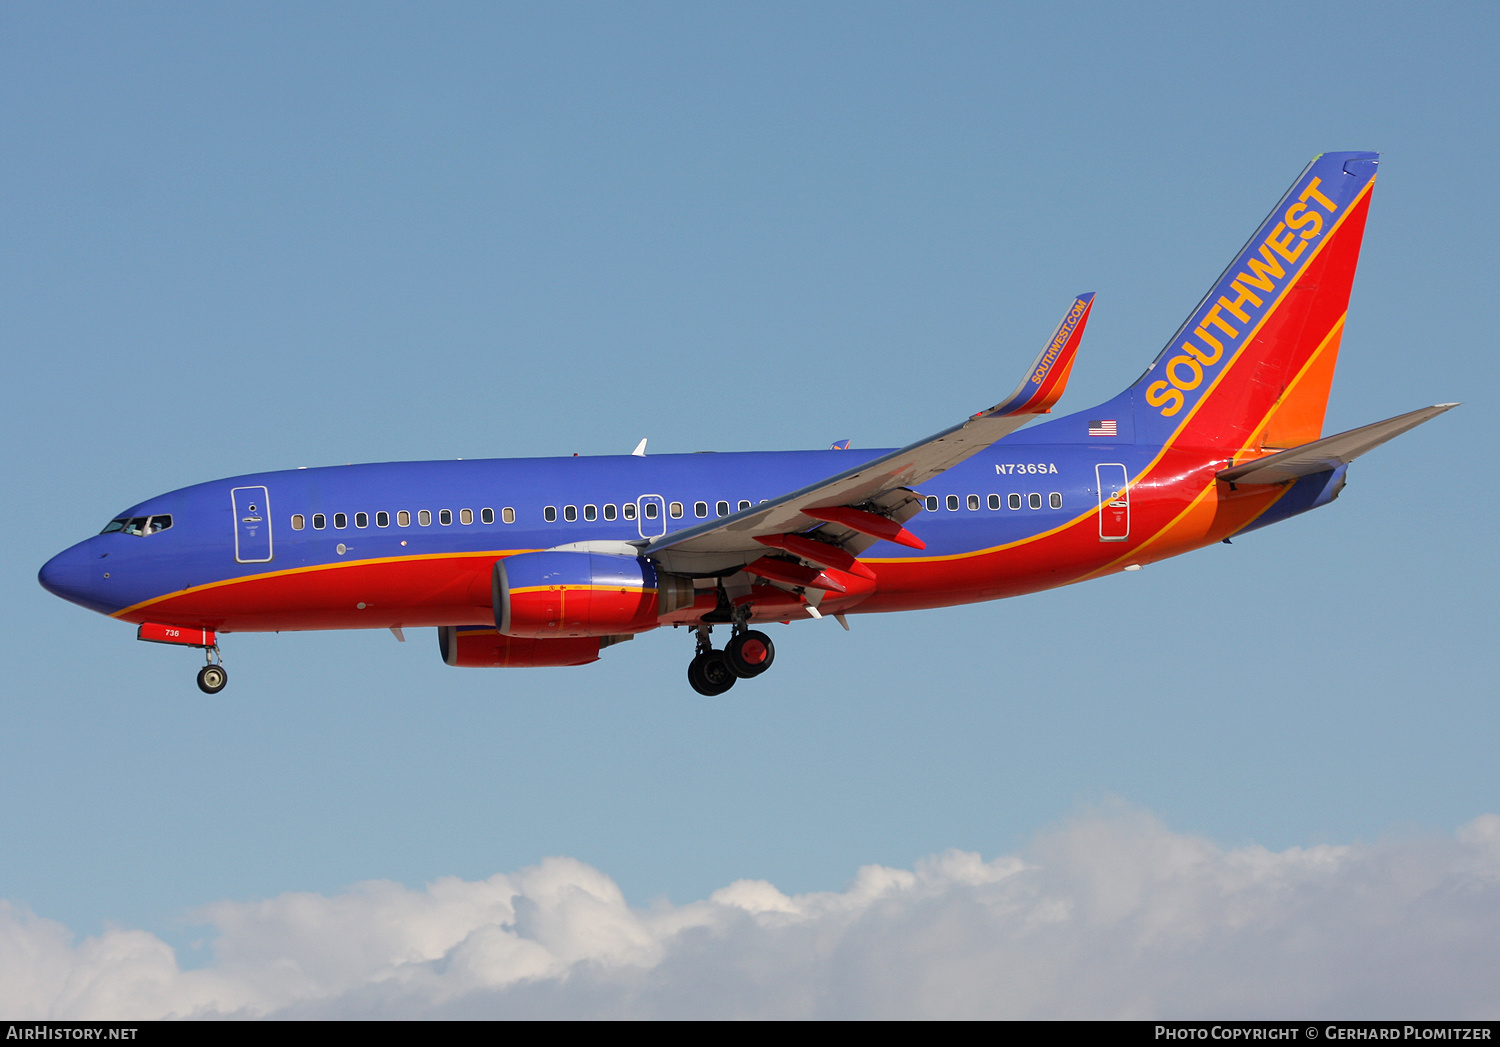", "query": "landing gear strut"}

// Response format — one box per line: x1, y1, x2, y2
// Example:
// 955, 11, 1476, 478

686, 612, 778, 696
196, 646, 228, 694
687, 625, 736, 696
